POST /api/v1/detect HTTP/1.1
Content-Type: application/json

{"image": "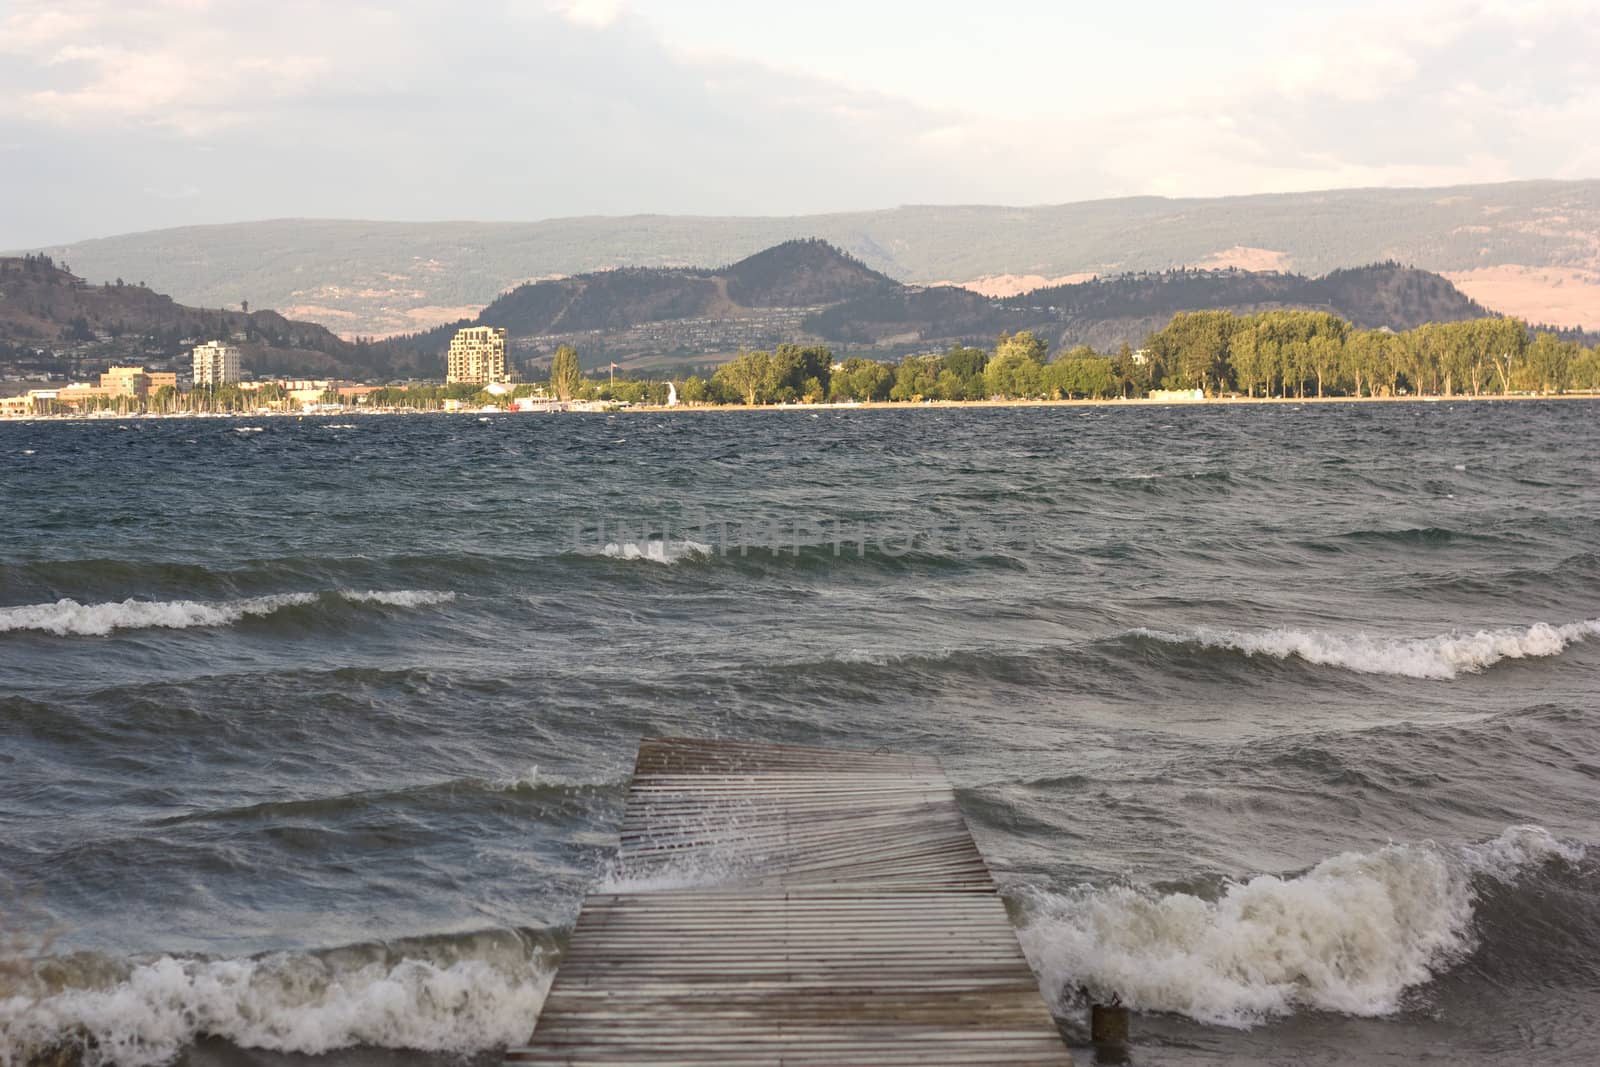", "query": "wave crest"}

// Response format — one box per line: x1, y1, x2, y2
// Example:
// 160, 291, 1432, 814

0, 590, 457, 637
1017, 825, 1585, 1027
338, 589, 457, 608
1133, 618, 1600, 679
597, 539, 711, 565
1, 931, 552, 1067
